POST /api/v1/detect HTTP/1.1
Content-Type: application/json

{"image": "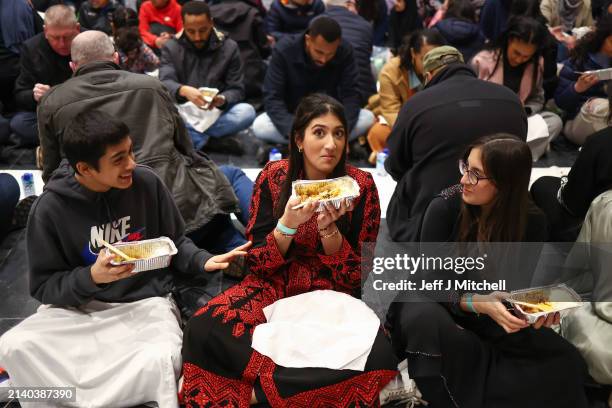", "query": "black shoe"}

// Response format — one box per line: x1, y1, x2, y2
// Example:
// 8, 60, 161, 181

348, 140, 369, 162
12, 195, 38, 229
203, 134, 245, 156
